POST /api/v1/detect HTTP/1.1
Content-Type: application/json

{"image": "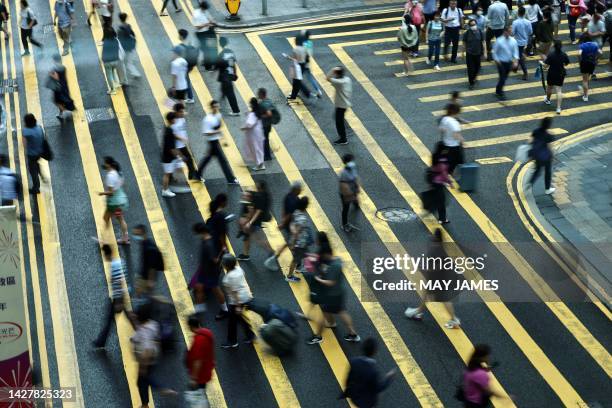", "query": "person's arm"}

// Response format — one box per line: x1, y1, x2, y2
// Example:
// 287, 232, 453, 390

27, 10, 35, 29
482, 31, 488, 59
314, 275, 336, 287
